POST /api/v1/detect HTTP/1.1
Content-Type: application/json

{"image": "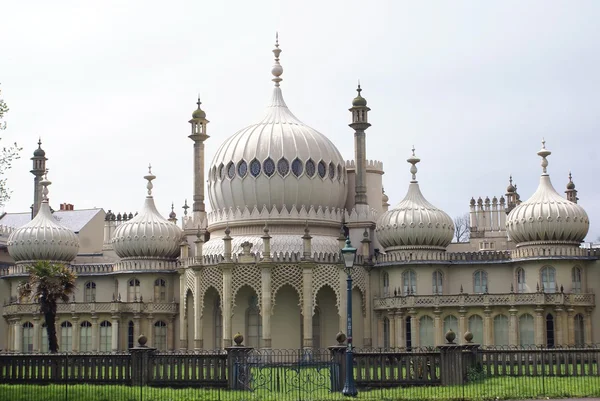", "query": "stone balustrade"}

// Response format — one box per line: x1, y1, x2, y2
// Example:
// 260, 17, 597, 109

2, 301, 178, 317
373, 292, 595, 310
